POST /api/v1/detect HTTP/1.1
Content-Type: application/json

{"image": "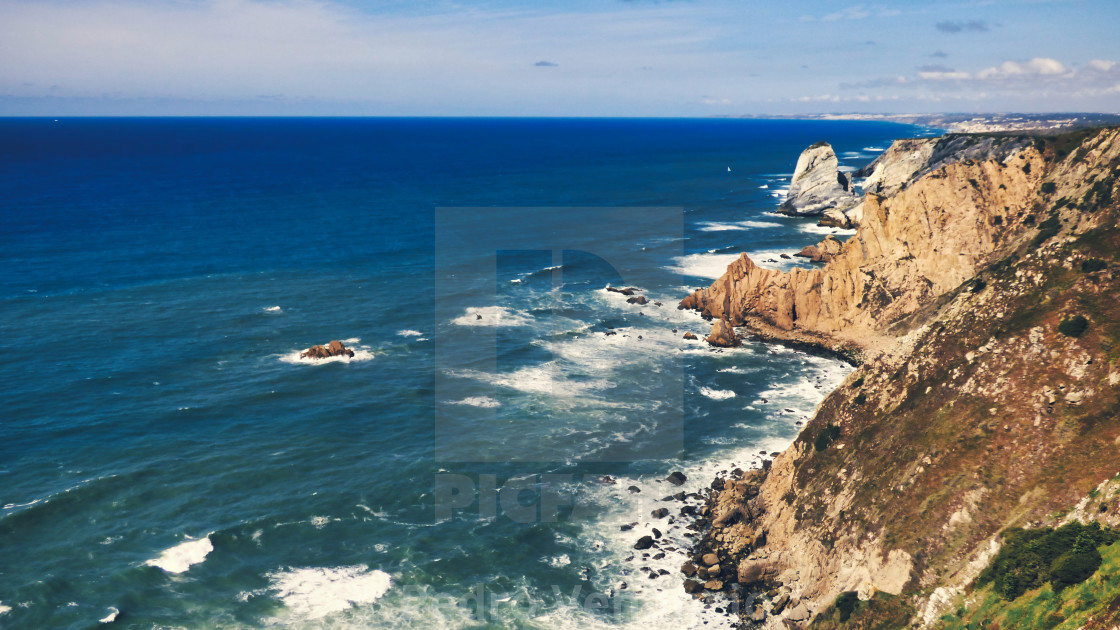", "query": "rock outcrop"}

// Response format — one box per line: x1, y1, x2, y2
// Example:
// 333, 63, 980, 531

300, 340, 355, 359
779, 142, 859, 217
686, 127, 1120, 628
794, 235, 842, 263
705, 318, 739, 347
681, 135, 1049, 349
